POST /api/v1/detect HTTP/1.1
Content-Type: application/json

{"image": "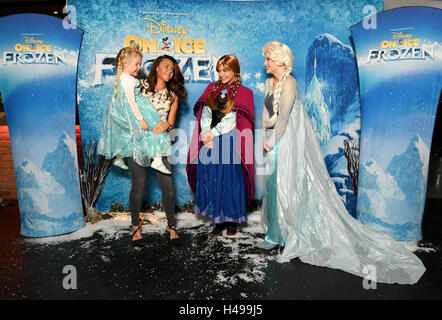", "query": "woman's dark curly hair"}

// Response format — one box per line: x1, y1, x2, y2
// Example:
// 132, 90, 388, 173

145, 55, 187, 101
